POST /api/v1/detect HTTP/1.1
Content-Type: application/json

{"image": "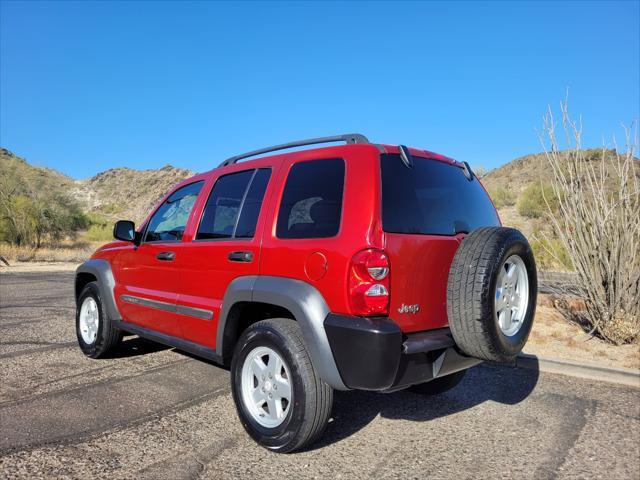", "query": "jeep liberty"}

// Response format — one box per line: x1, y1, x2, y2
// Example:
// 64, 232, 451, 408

75, 134, 537, 452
